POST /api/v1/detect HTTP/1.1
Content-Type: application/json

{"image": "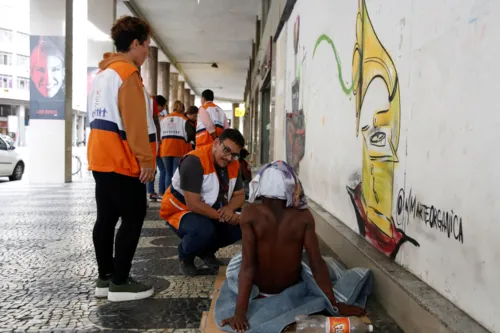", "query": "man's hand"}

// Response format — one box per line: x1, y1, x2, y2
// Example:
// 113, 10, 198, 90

218, 206, 234, 222
221, 313, 249, 332
139, 167, 155, 184
227, 213, 240, 225
334, 302, 366, 316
